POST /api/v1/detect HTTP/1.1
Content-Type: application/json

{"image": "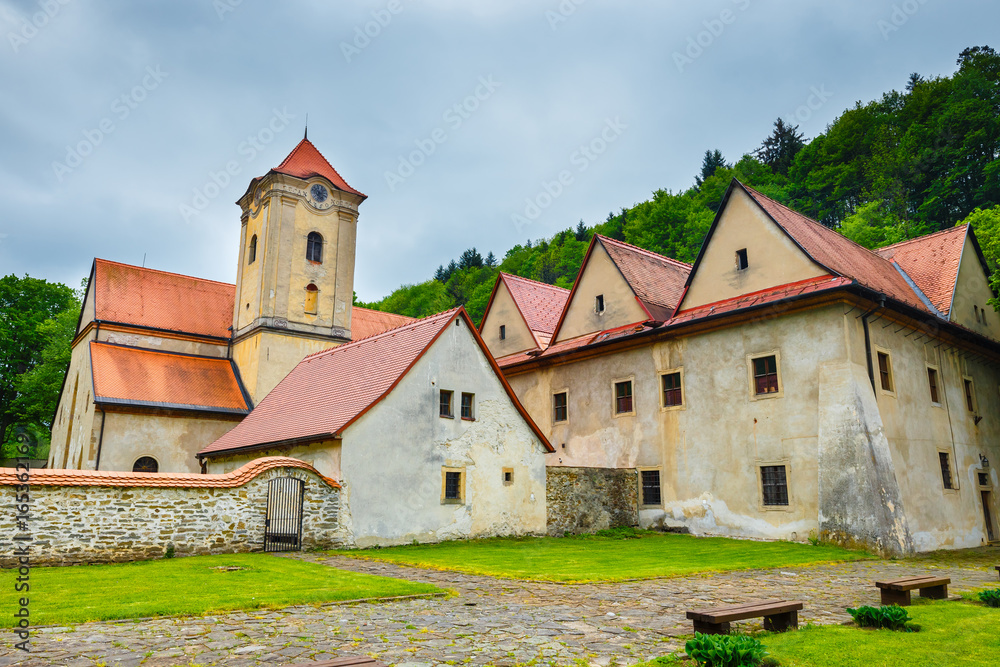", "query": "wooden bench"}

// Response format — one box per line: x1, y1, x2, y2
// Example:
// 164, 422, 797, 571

288, 658, 386, 667
686, 599, 803, 635
875, 576, 950, 606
